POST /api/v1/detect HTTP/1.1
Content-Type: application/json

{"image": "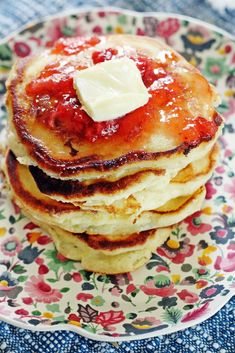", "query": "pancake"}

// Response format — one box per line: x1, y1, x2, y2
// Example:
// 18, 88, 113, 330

5, 150, 206, 236
4, 34, 223, 273
28, 144, 219, 212
15, 210, 172, 274
6, 34, 223, 181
